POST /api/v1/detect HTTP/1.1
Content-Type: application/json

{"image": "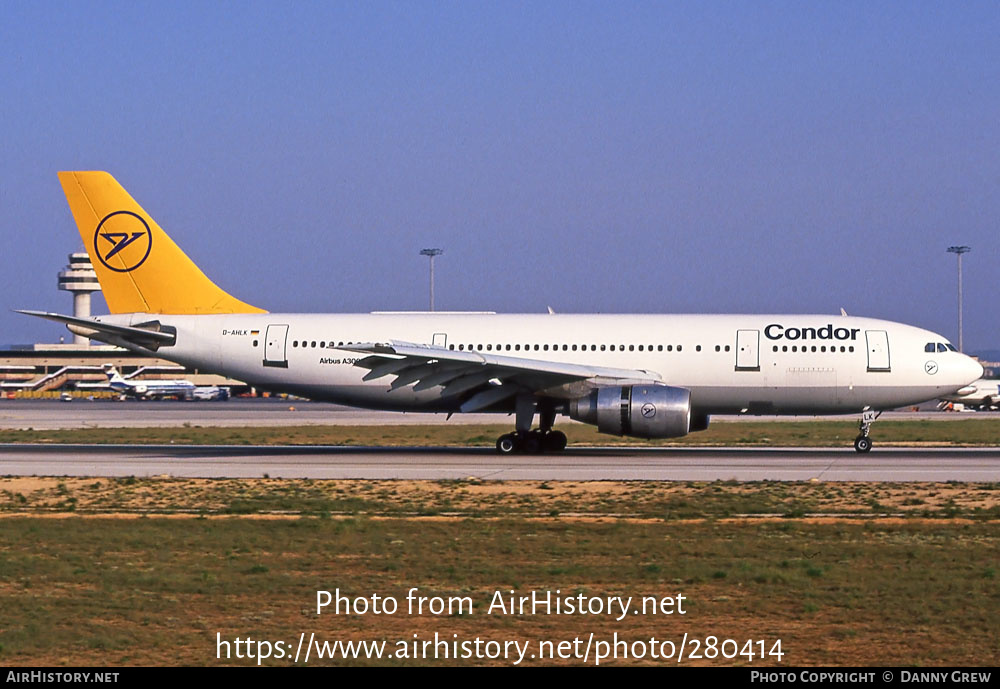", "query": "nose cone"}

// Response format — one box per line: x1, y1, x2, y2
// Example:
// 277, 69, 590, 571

964, 356, 985, 383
